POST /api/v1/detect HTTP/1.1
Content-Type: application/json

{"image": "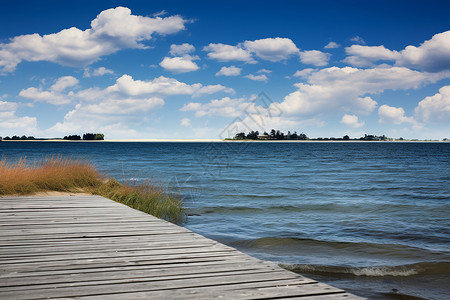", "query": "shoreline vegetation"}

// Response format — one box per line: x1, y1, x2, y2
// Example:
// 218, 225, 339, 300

0, 131, 447, 142
0, 156, 185, 224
